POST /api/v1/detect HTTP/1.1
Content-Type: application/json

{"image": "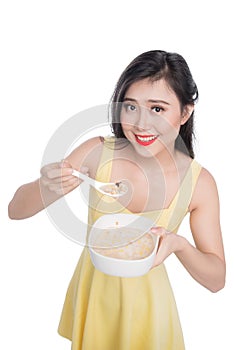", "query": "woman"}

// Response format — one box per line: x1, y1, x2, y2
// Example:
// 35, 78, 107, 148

9, 50, 225, 349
